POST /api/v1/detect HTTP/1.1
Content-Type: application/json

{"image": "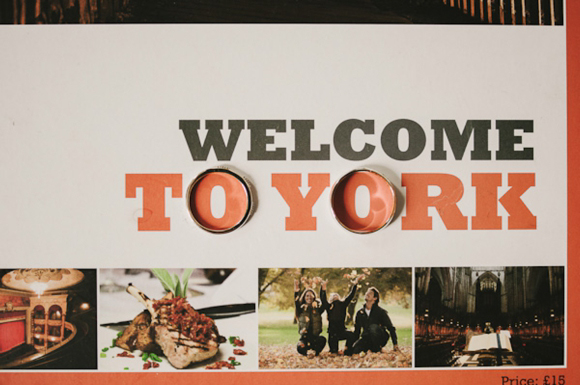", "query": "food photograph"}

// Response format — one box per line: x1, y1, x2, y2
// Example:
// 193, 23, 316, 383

99, 268, 256, 371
